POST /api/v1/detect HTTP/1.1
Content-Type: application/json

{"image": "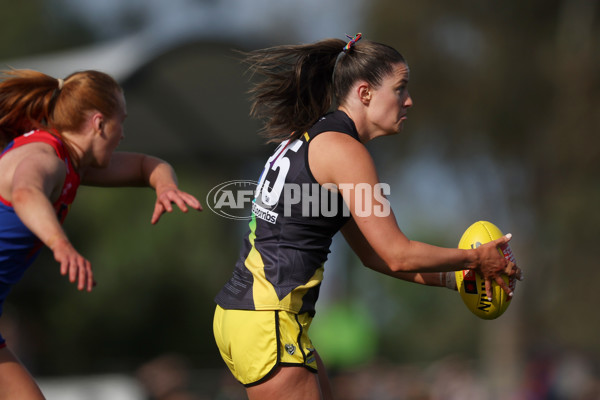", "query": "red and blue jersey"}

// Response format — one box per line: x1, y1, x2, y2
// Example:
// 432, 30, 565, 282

0, 130, 80, 320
